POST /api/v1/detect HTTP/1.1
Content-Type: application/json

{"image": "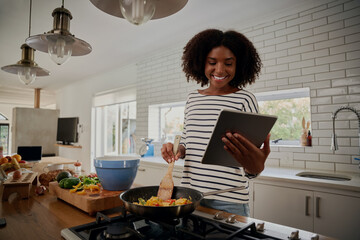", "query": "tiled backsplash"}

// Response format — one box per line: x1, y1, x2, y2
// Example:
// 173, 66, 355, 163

136, 0, 360, 173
